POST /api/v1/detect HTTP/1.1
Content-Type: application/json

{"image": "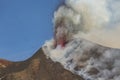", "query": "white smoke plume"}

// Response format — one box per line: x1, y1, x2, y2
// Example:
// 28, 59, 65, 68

54, 0, 120, 48
42, 0, 120, 80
